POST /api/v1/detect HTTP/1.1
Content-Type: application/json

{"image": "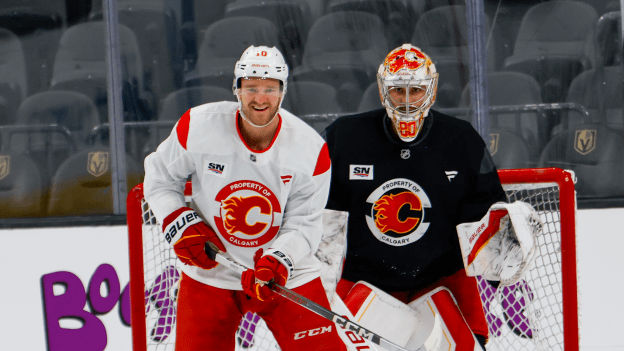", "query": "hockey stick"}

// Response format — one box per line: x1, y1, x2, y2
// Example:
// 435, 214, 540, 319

205, 242, 427, 351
